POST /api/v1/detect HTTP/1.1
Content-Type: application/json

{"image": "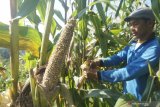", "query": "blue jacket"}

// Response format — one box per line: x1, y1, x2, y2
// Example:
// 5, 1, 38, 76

98, 36, 160, 100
